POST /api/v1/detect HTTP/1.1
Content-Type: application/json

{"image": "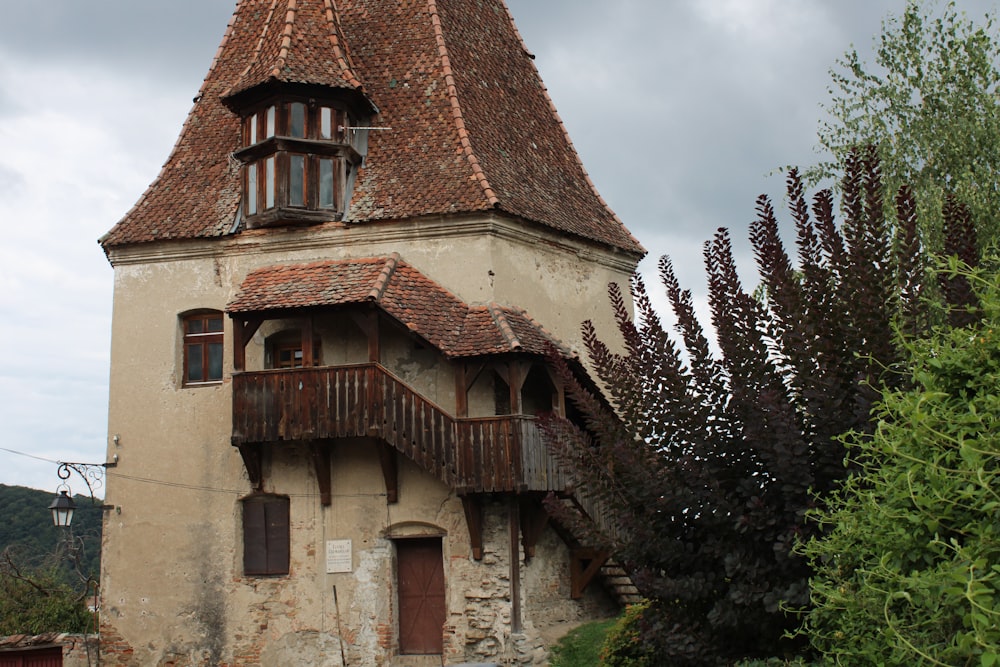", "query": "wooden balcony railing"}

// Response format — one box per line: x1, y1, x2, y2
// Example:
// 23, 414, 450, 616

231, 363, 570, 494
